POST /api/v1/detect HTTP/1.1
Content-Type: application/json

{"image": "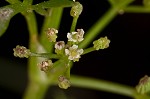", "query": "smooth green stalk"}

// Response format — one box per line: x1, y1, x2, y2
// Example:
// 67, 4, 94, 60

23, 11, 48, 99
6, 0, 21, 4
82, 47, 95, 55
40, 8, 63, 53
79, 0, 134, 49
70, 75, 136, 98
30, 53, 60, 59
23, 82, 49, 99
125, 6, 150, 13
65, 61, 73, 79
79, 8, 117, 49
23, 0, 33, 5
70, 16, 79, 32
